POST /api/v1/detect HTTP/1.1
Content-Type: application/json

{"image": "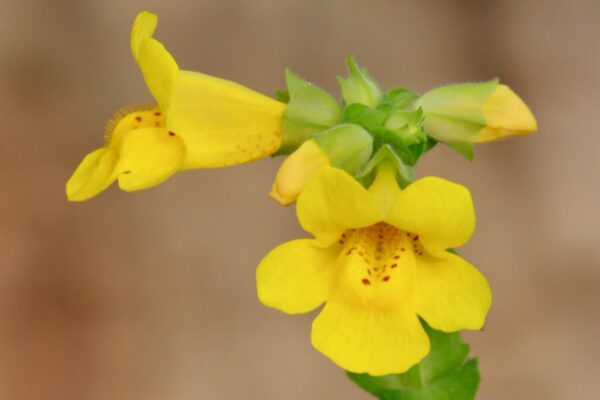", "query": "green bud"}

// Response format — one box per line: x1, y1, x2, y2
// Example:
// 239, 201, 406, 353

279, 69, 342, 155
414, 79, 498, 144
415, 78, 537, 154
313, 123, 374, 174
337, 56, 382, 108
